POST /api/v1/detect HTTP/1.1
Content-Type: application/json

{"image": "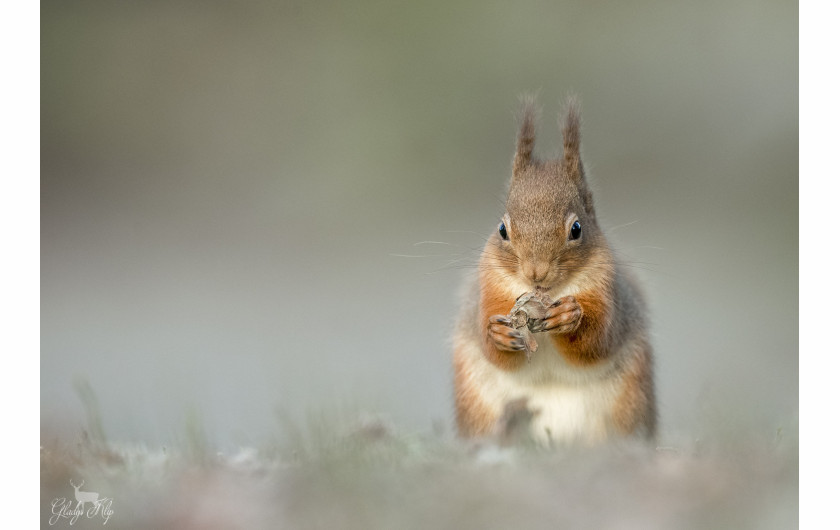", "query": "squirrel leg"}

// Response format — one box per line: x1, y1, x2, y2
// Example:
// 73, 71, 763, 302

478, 283, 530, 371
487, 315, 527, 352
537, 296, 583, 333
545, 291, 612, 365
